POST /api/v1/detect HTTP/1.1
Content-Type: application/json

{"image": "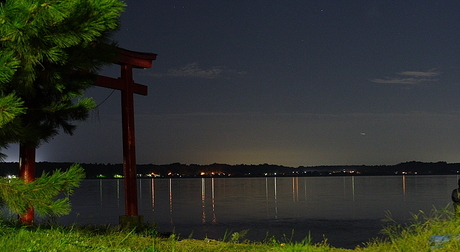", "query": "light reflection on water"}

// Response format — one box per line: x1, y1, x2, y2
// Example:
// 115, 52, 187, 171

62, 175, 457, 248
